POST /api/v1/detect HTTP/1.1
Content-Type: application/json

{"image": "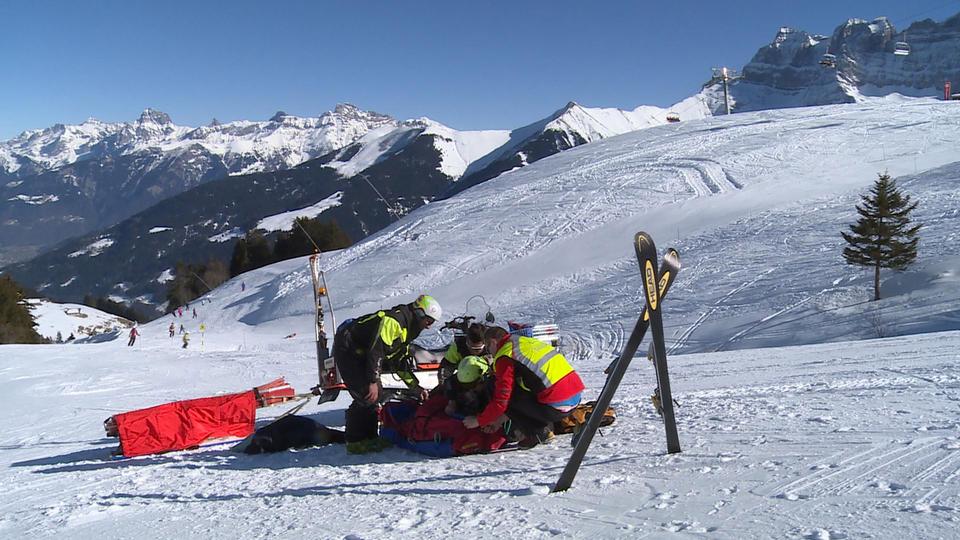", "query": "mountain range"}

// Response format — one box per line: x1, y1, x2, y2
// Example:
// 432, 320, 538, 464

0, 105, 395, 265
702, 13, 960, 113
3, 10, 960, 316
